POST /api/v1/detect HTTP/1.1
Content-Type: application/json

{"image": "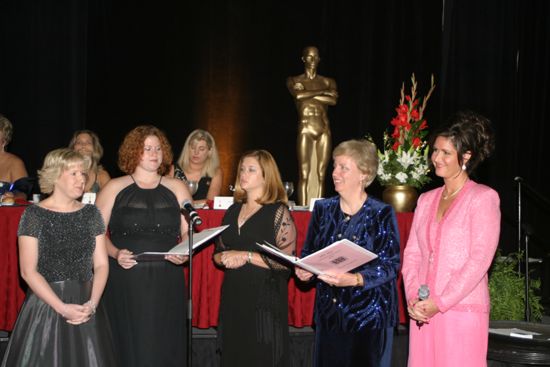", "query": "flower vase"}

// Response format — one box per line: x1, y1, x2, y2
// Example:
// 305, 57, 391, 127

382, 185, 418, 213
